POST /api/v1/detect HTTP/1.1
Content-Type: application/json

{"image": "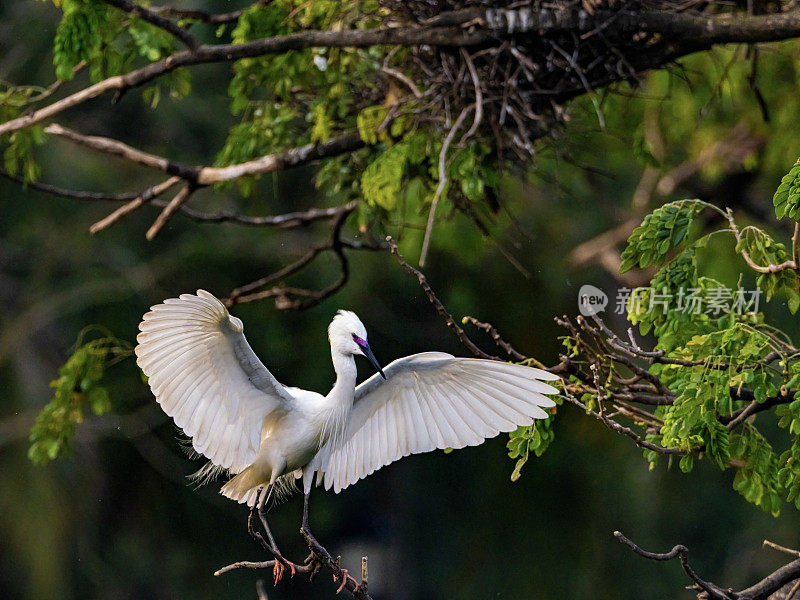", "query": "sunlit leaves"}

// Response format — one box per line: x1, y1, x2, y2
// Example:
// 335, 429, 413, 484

3, 125, 45, 182
620, 200, 708, 272
28, 334, 132, 465
361, 131, 435, 210
357, 105, 390, 145
730, 426, 783, 515
735, 226, 799, 308
53, 0, 110, 80
773, 160, 800, 220
507, 417, 556, 481
617, 180, 800, 514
